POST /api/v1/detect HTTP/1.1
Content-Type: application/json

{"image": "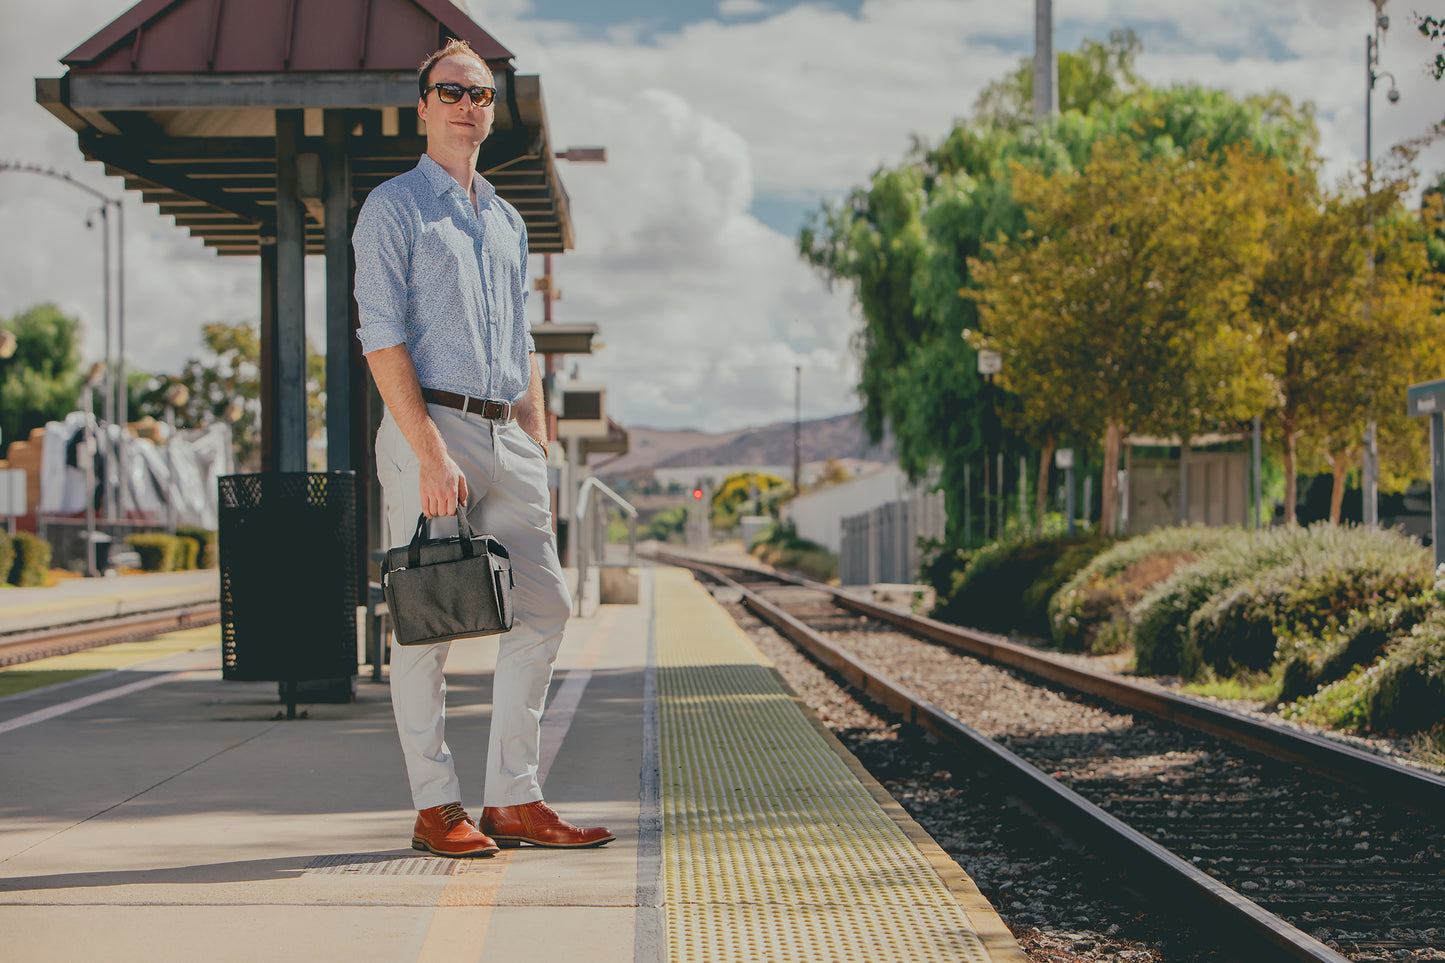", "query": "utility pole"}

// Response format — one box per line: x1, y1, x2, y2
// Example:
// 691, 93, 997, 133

793, 365, 802, 495
1363, 1, 1398, 527
1033, 0, 1056, 120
